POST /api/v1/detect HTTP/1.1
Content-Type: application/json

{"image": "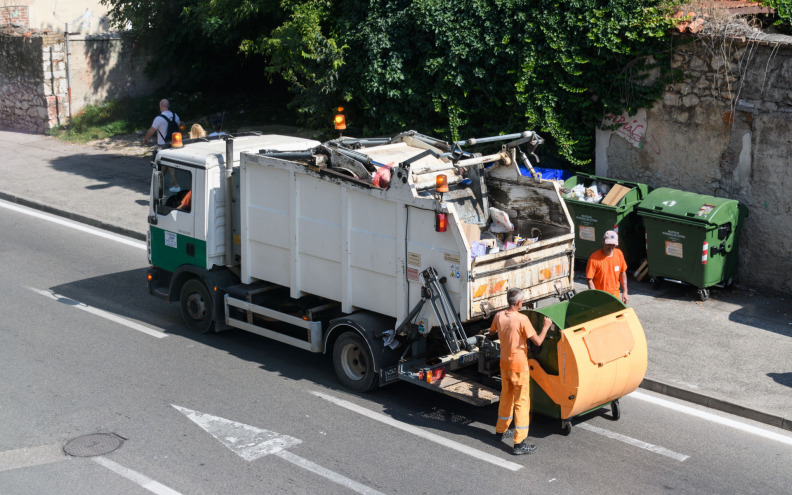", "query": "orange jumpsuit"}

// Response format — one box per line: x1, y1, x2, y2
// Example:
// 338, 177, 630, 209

490, 309, 537, 444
